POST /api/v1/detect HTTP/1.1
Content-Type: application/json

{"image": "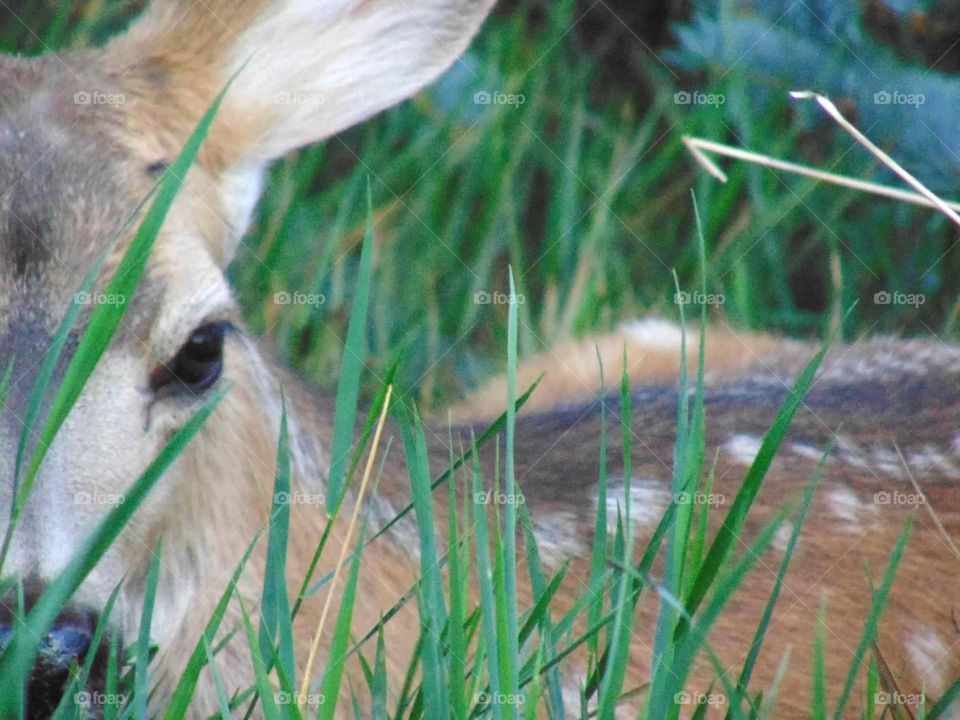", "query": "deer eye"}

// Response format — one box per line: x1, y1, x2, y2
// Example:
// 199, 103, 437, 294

151, 322, 229, 395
